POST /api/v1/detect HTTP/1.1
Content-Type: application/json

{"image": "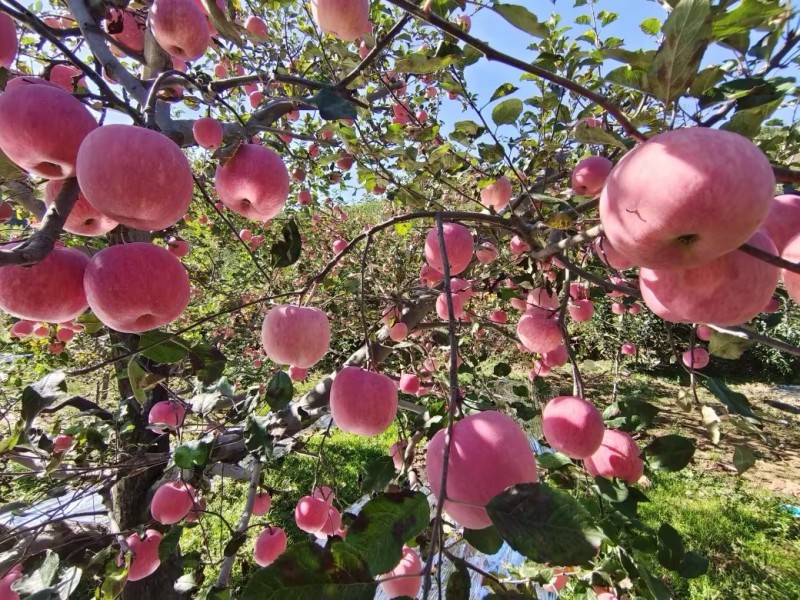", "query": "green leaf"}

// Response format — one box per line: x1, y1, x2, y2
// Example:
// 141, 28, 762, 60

656, 523, 685, 571
138, 331, 189, 364
640, 17, 662, 35
603, 48, 657, 70
394, 53, 461, 74
491, 98, 523, 126
265, 371, 293, 411
308, 87, 357, 121
188, 342, 226, 386
127, 358, 147, 404
646, 0, 712, 104
223, 532, 248, 558
21, 371, 67, 428
15, 550, 60, 593
344, 490, 430, 577
605, 65, 649, 93
733, 445, 756, 474
643, 435, 695, 471
242, 540, 377, 600
0, 147, 26, 181
200, 0, 243, 45
446, 564, 472, 599
493, 362, 512, 377
158, 524, 184, 562
704, 378, 759, 420
678, 551, 709, 578
722, 97, 782, 138
478, 143, 504, 163
626, 551, 673, 600
594, 476, 629, 503
75, 313, 103, 335
536, 452, 573, 470
463, 526, 504, 555
712, 0, 785, 40
489, 83, 519, 101
245, 415, 275, 460
174, 440, 211, 469
492, 4, 549, 38
573, 122, 628, 150
362, 455, 396, 492
708, 330, 751, 359
270, 219, 302, 268
486, 483, 604, 565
